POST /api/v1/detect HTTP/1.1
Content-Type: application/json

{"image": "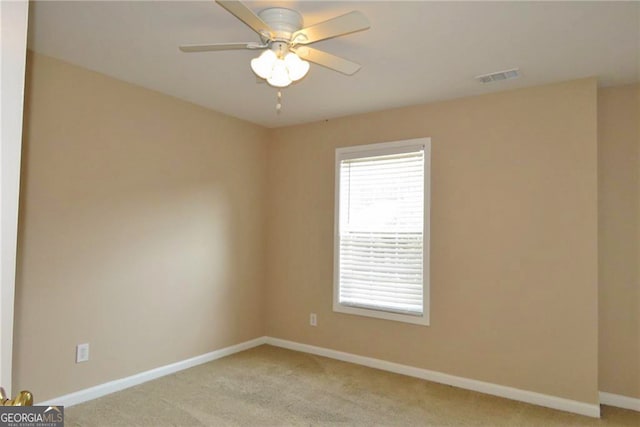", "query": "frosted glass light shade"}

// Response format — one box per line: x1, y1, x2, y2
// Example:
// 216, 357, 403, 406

250, 49, 277, 79
267, 59, 292, 88
284, 52, 310, 81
